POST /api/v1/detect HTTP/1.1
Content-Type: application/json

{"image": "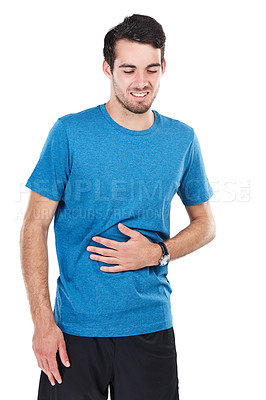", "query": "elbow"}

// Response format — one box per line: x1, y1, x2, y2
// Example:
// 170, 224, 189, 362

208, 218, 216, 242
20, 218, 48, 244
